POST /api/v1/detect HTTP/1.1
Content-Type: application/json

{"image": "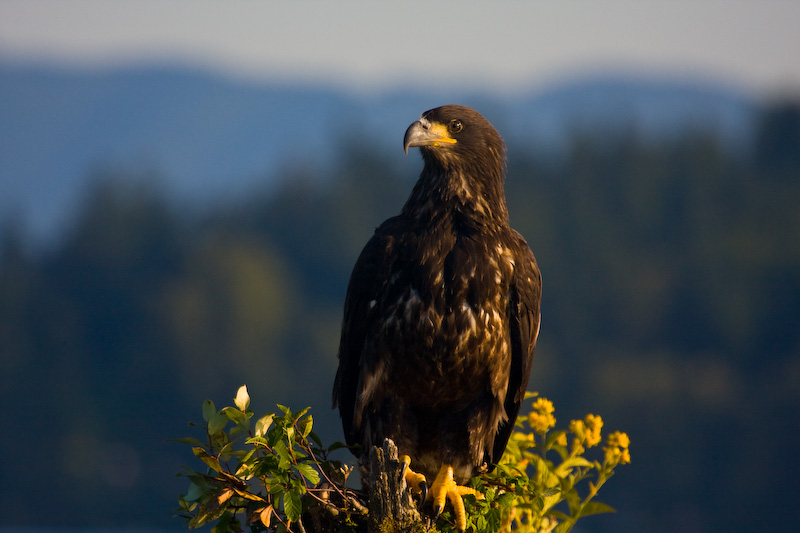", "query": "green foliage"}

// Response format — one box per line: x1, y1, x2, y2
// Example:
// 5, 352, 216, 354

177, 385, 365, 533
178, 388, 630, 532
